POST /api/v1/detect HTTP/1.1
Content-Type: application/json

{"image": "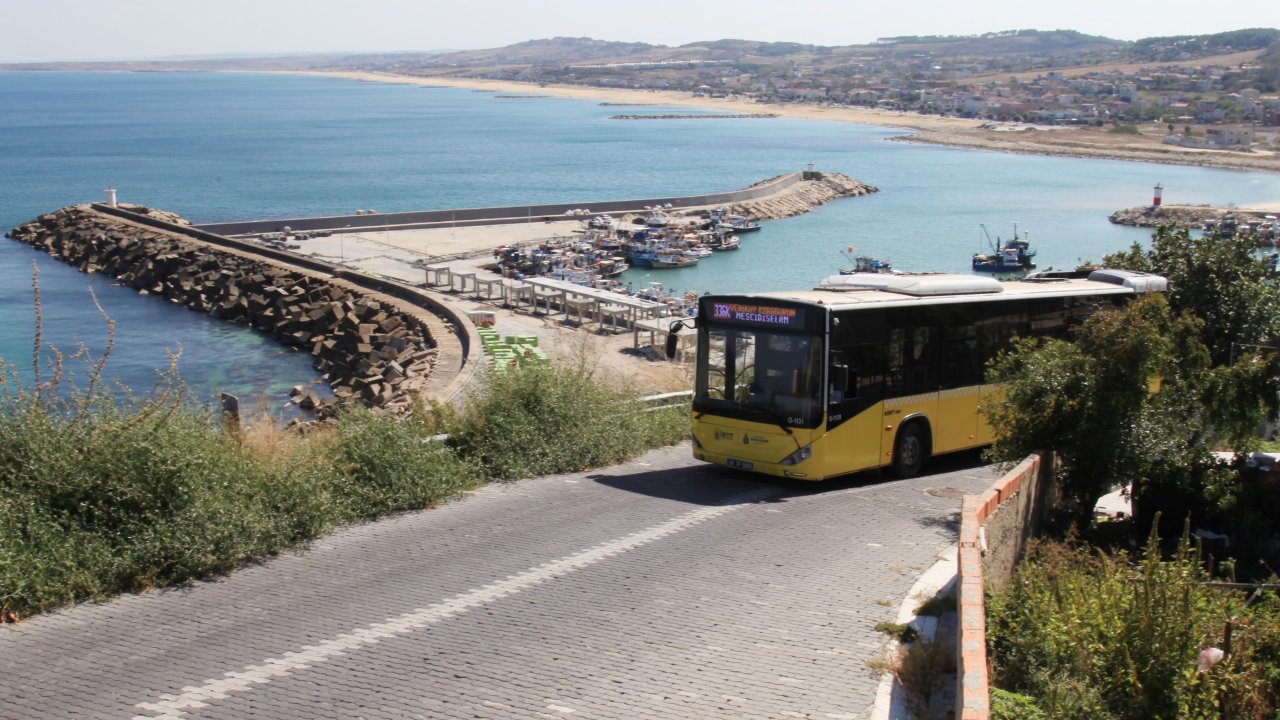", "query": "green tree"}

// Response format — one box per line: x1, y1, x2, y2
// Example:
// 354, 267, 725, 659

987, 228, 1280, 534
1105, 227, 1280, 365
985, 295, 1200, 529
